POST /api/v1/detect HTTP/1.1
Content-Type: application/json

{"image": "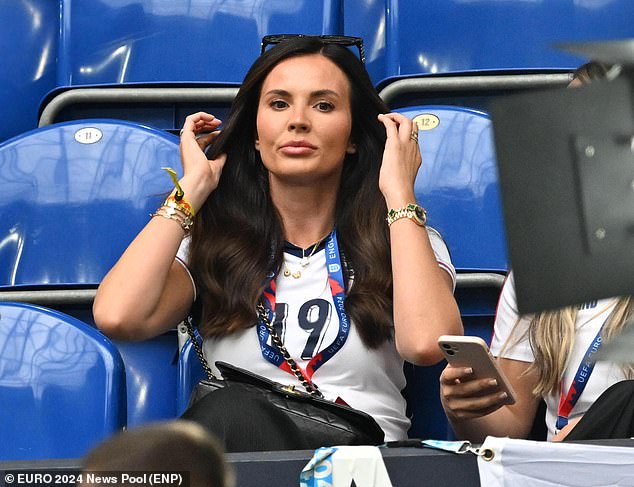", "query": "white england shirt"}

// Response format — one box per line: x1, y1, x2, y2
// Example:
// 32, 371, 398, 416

177, 228, 455, 440
490, 272, 627, 439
